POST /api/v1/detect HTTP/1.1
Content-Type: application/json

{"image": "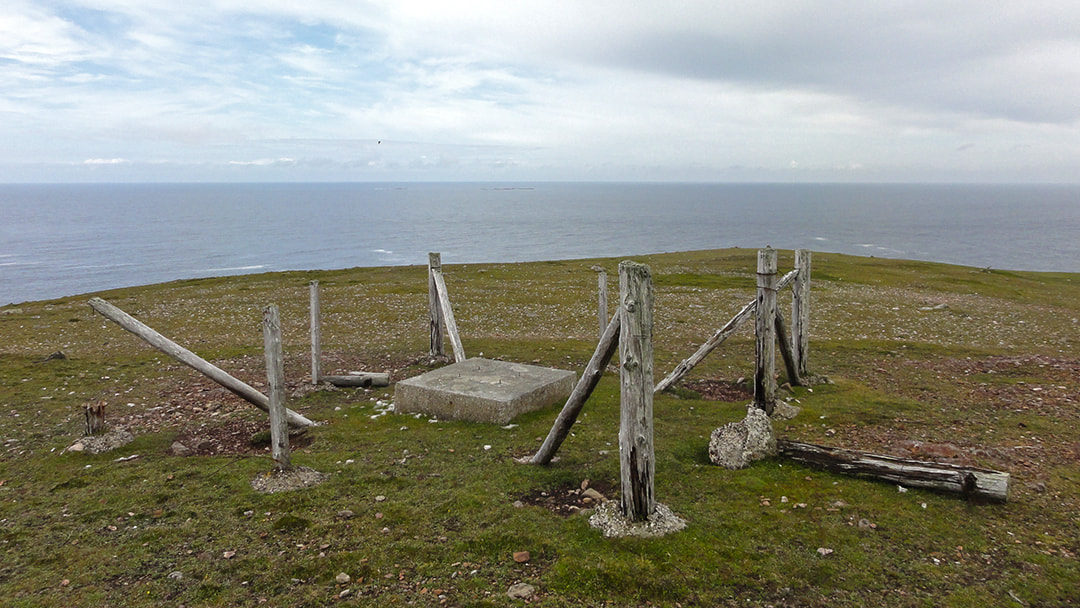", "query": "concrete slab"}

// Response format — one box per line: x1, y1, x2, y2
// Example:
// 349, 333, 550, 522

394, 358, 576, 424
